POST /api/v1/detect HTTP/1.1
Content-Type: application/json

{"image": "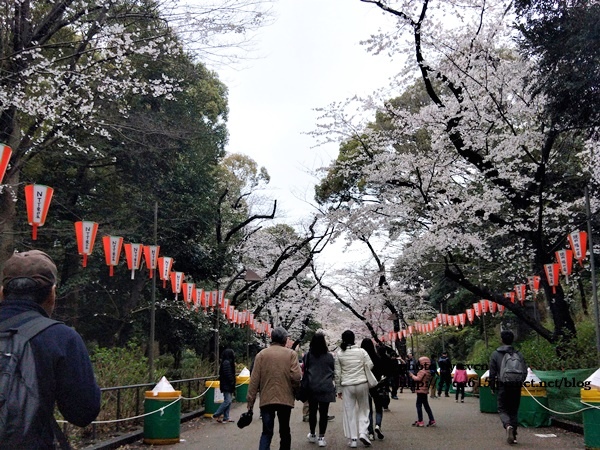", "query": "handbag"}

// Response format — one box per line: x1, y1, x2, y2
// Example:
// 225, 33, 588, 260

295, 353, 310, 402
237, 410, 253, 429
364, 363, 379, 389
